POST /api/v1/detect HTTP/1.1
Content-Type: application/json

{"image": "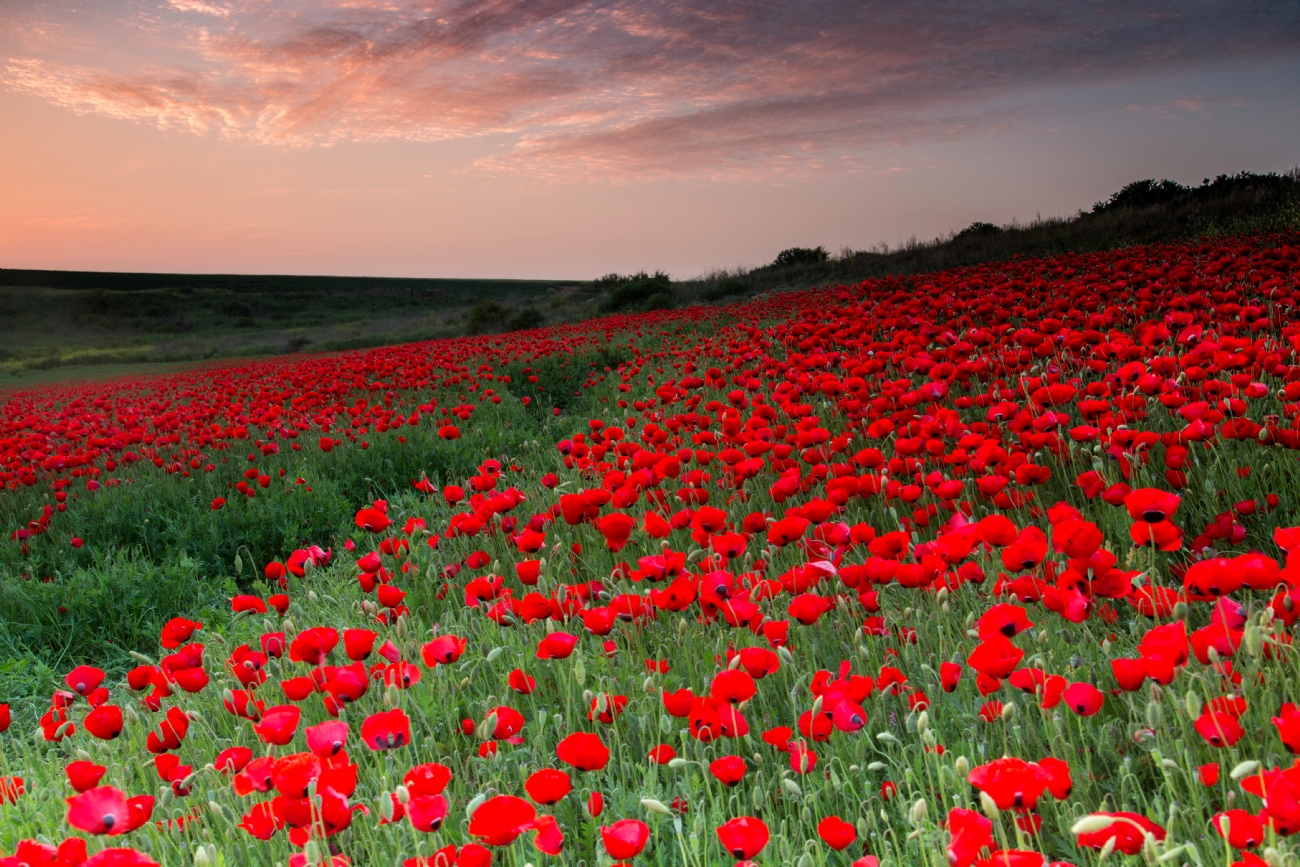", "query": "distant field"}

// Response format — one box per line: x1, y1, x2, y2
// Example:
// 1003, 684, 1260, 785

0, 271, 588, 379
